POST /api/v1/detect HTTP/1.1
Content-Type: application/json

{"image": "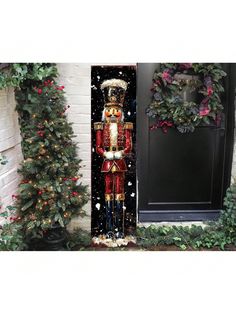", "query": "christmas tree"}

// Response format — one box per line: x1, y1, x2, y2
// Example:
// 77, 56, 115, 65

12, 64, 89, 241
